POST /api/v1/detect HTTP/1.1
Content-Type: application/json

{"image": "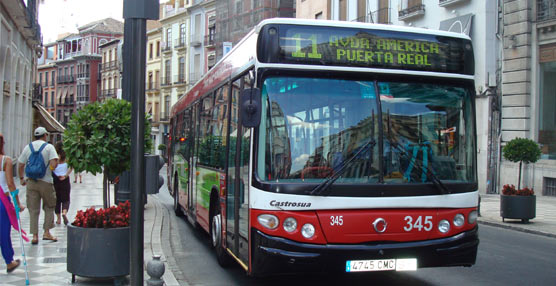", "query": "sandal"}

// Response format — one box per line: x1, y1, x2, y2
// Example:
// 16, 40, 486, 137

31, 238, 38, 245
7, 259, 20, 273
42, 233, 58, 242
63, 214, 69, 225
